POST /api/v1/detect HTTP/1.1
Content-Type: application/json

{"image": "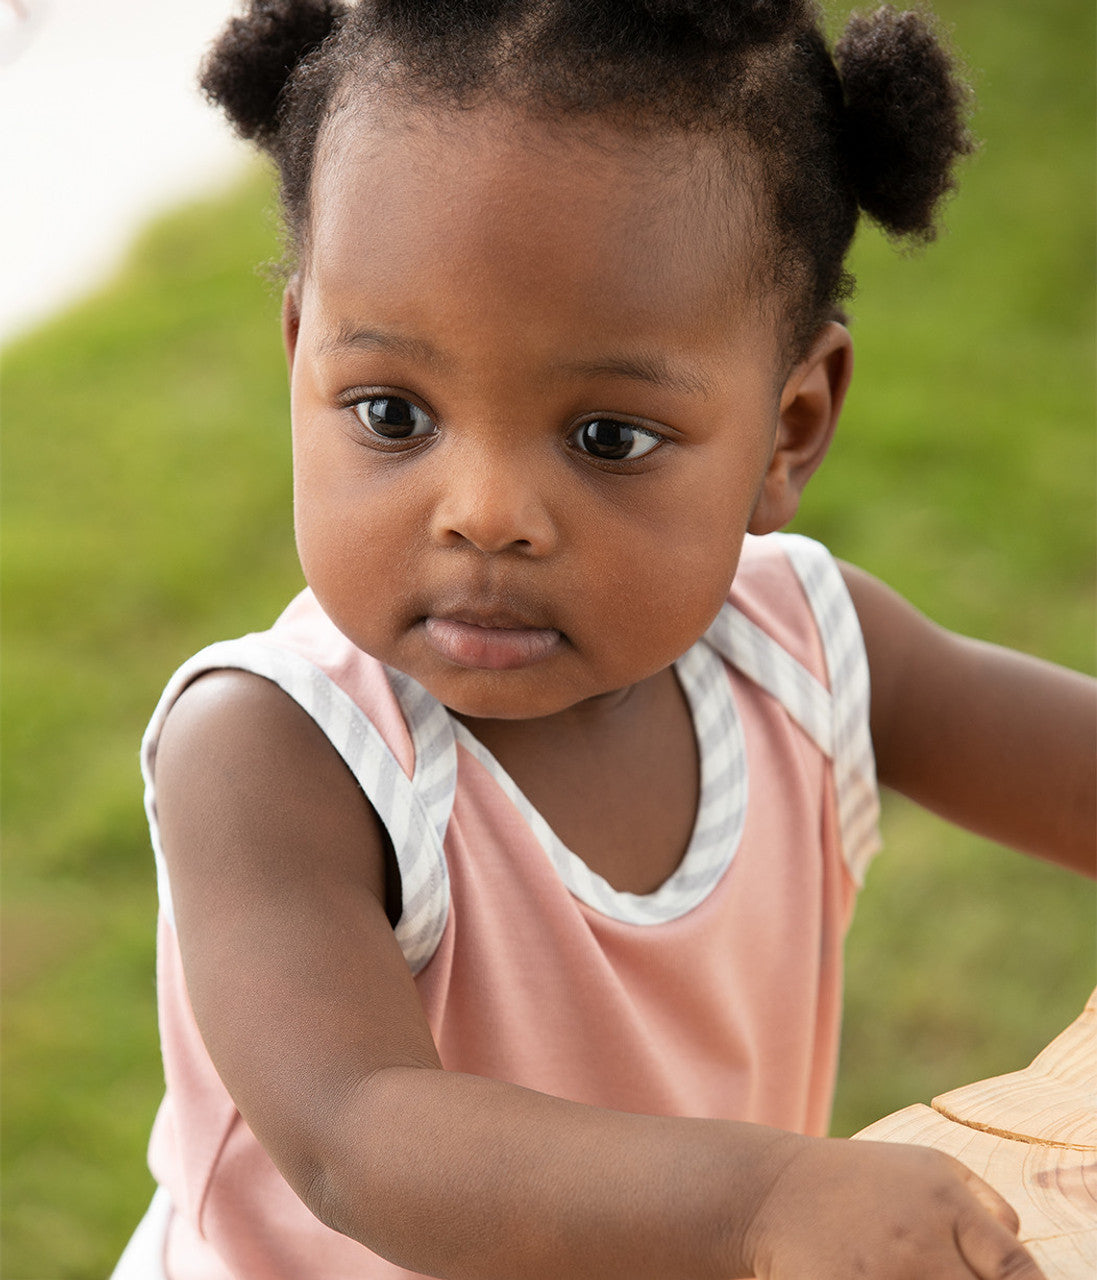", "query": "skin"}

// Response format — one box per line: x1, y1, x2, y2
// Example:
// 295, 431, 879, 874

155, 97, 1096, 1279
